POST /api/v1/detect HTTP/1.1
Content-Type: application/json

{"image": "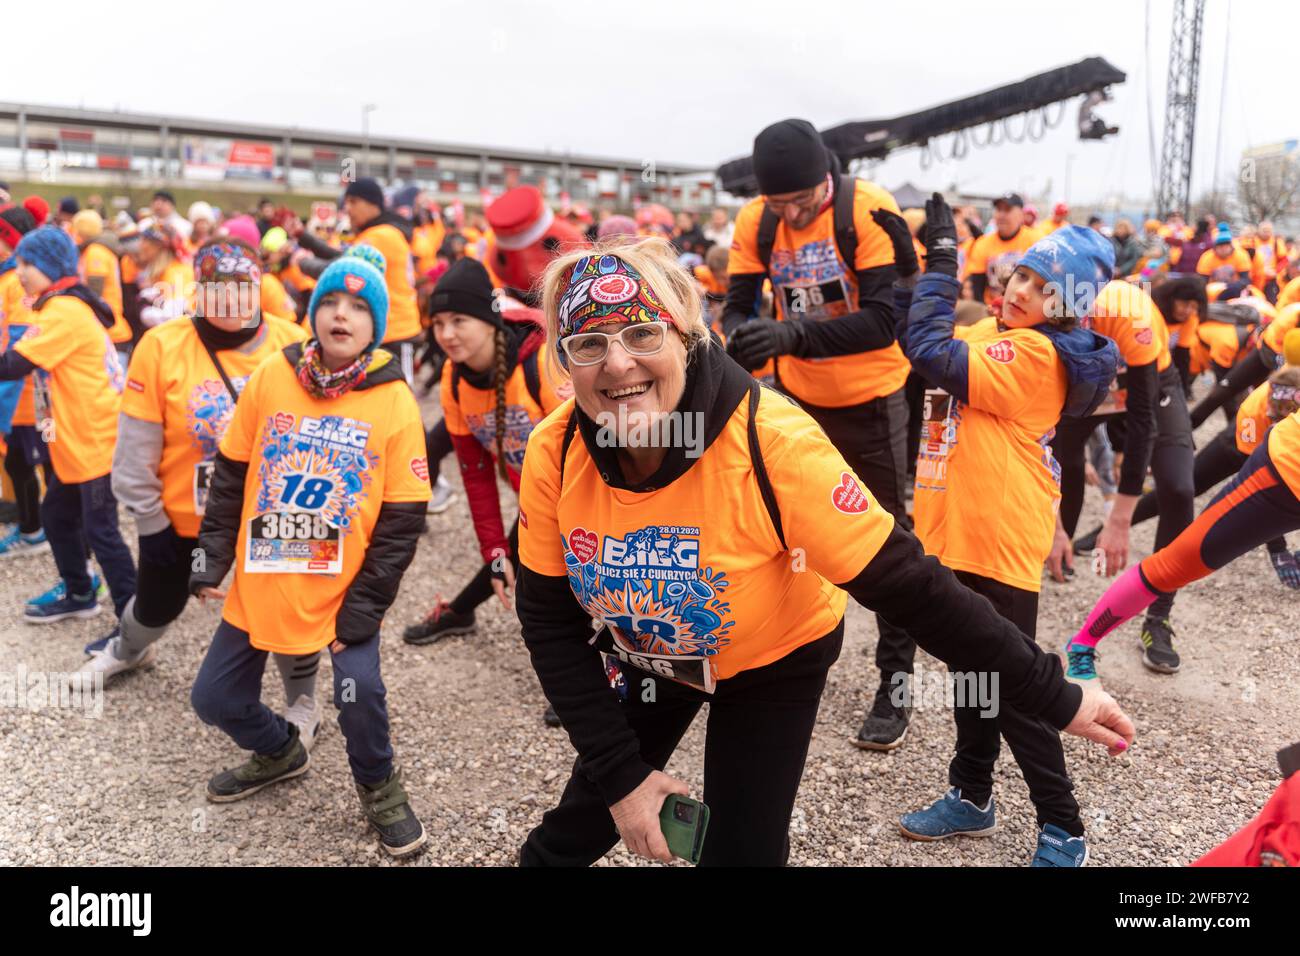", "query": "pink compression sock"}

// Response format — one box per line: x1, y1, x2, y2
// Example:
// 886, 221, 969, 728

1070, 564, 1160, 648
